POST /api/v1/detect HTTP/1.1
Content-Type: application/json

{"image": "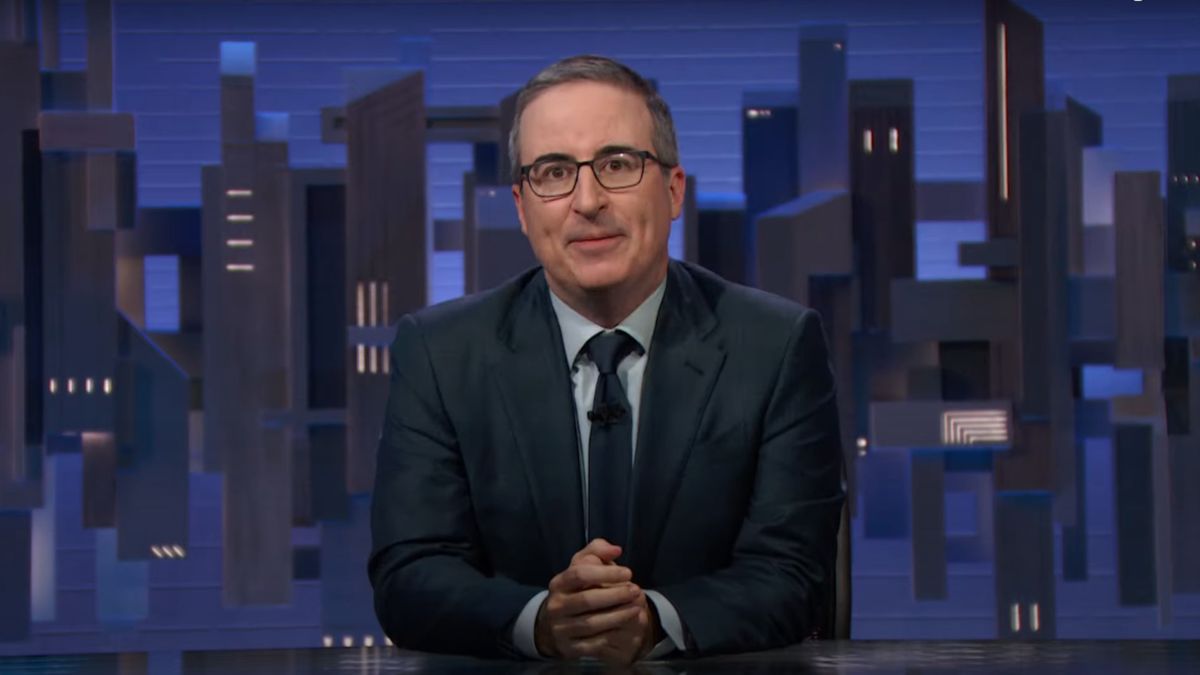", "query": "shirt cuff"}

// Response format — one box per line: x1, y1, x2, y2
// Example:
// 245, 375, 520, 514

512, 590, 550, 659
644, 590, 686, 658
